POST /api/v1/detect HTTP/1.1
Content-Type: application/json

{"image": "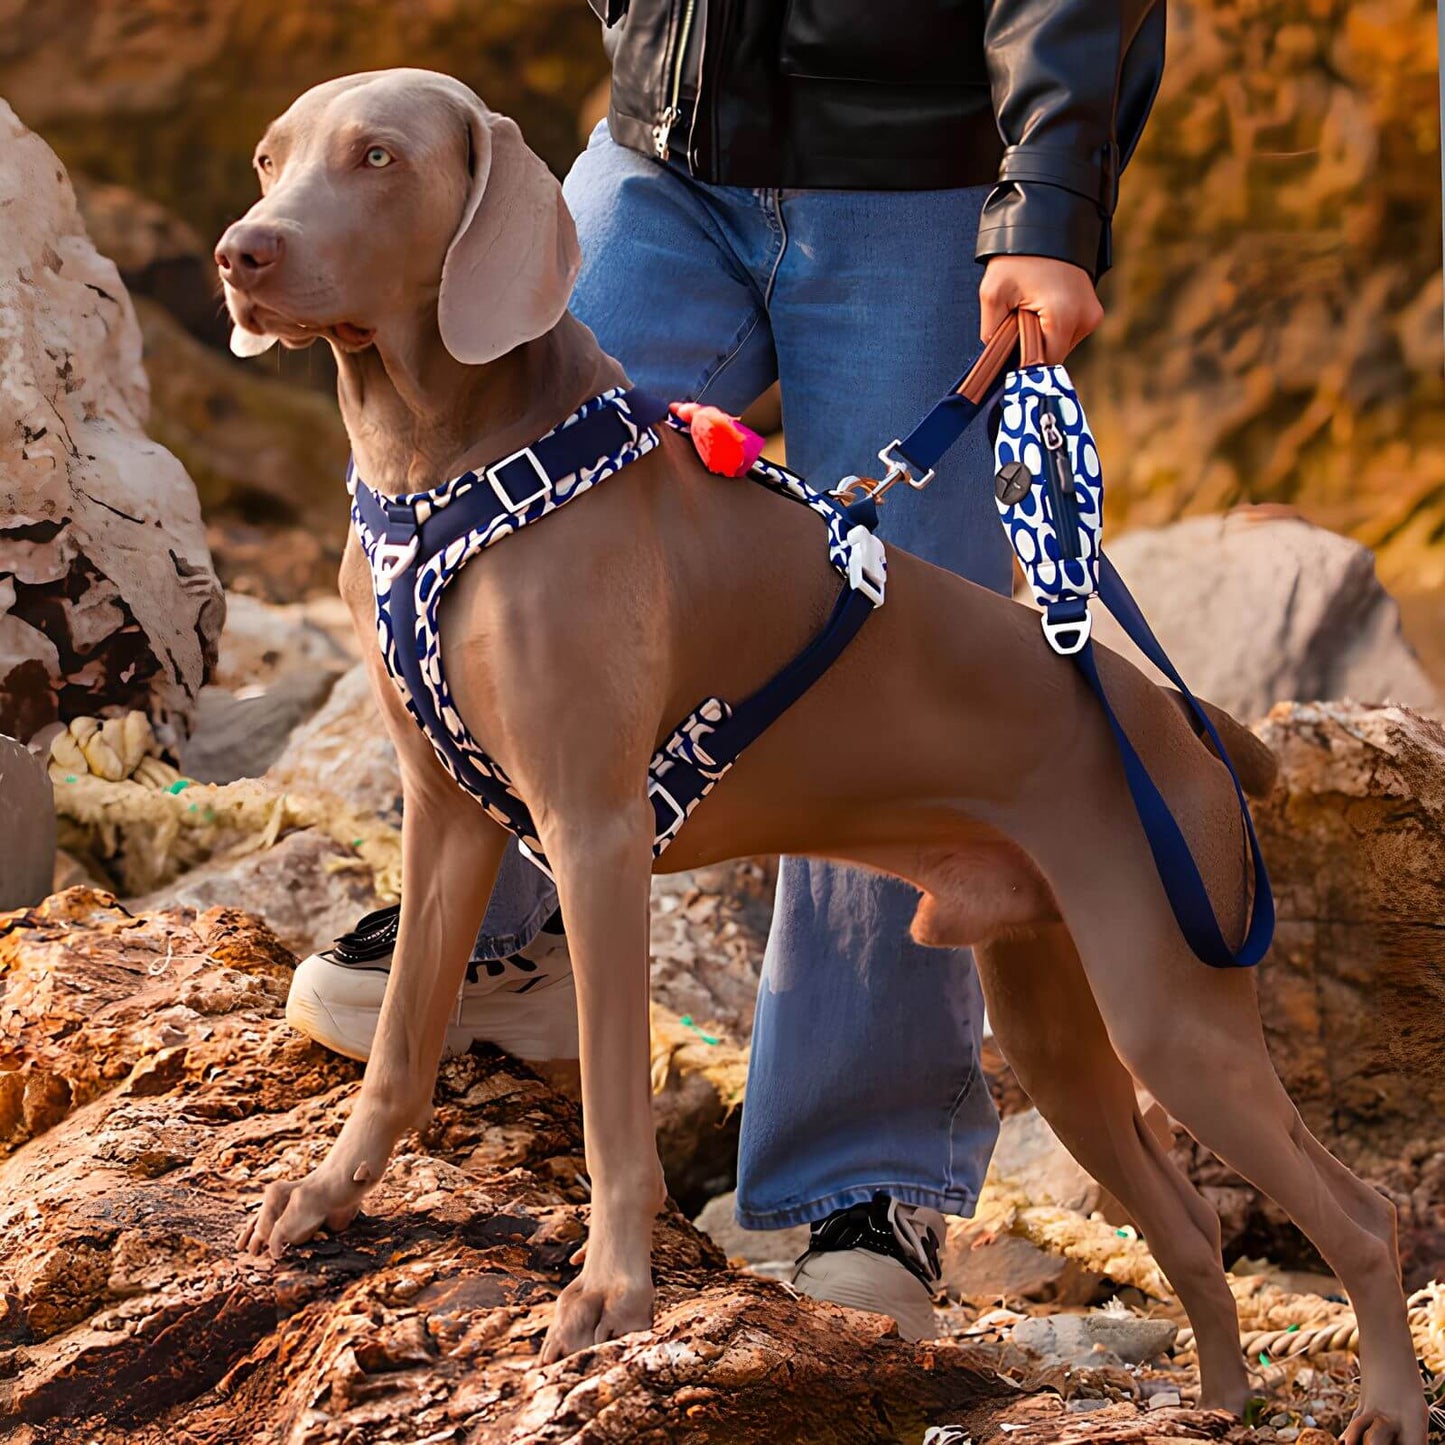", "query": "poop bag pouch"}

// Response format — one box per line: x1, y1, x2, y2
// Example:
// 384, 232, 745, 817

992, 364, 1104, 651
